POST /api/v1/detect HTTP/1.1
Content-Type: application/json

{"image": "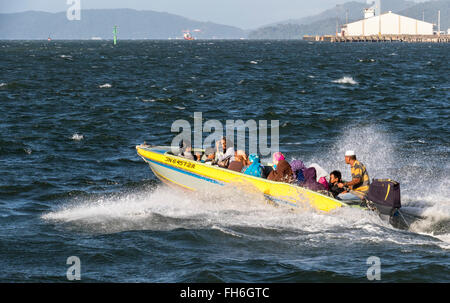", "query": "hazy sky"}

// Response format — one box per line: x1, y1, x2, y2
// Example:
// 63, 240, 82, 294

0, 0, 427, 29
